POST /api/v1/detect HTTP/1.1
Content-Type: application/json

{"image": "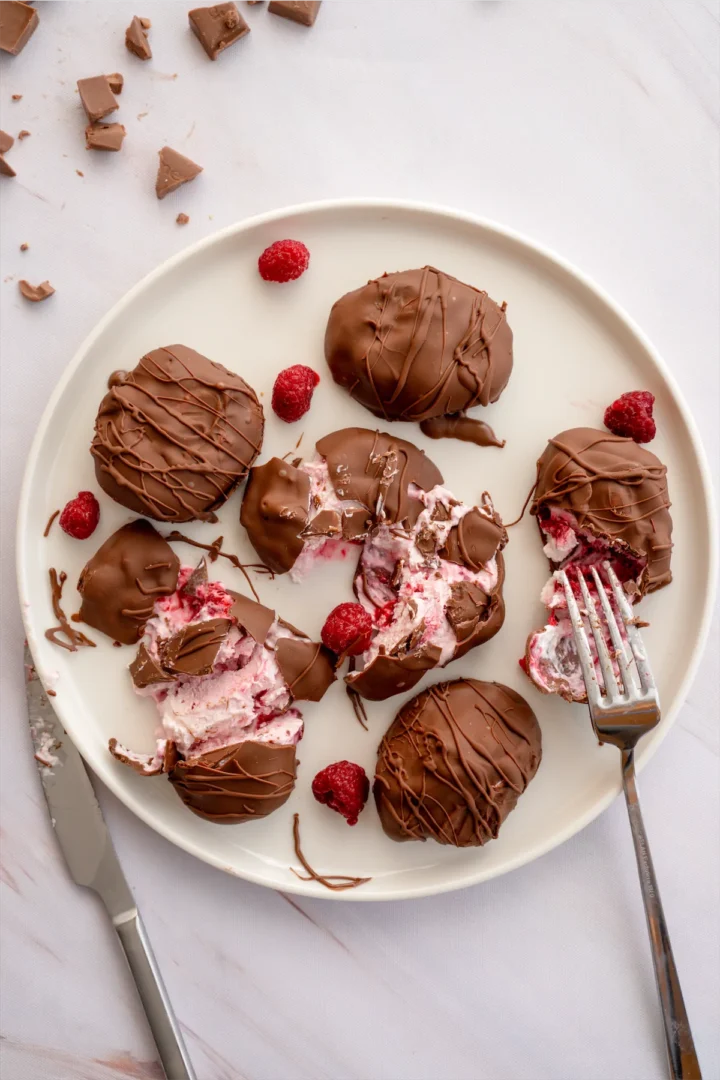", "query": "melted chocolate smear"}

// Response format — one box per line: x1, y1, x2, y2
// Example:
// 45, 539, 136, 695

291, 814, 370, 892
164, 530, 273, 603
420, 414, 505, 448
45, 569, 96, 652
43, 509, 60, 537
